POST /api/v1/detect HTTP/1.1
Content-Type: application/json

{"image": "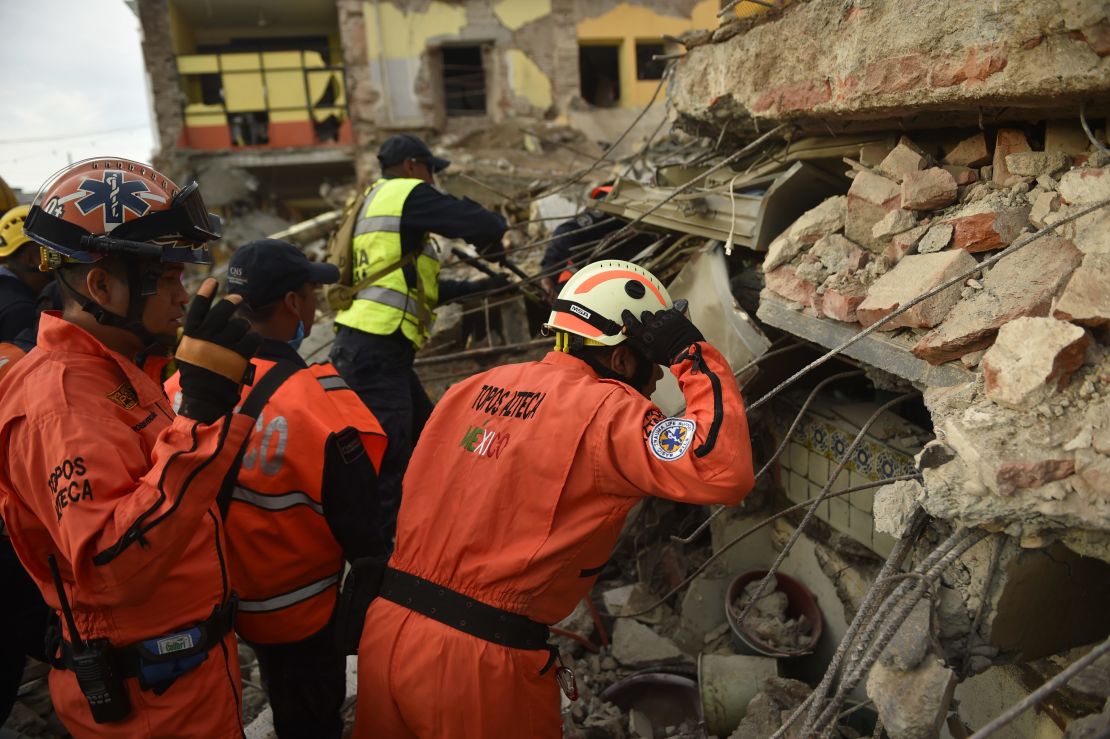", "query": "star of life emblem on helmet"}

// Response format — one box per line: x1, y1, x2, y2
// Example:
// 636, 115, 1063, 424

74, 170, 162, 232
